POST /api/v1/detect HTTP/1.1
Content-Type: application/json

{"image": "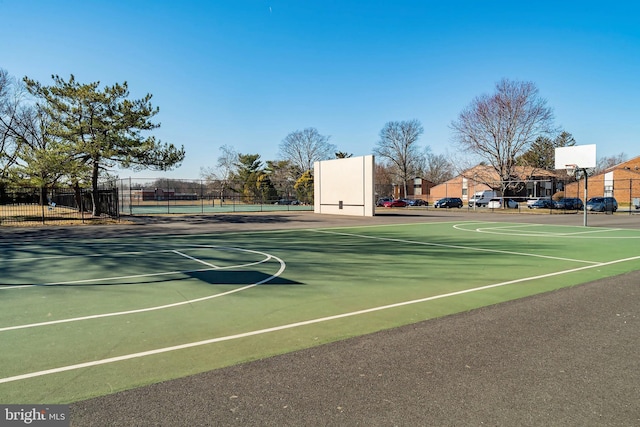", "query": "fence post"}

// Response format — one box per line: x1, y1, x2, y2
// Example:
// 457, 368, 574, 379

166, 179, 170, 214
81, 189, 85, 223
